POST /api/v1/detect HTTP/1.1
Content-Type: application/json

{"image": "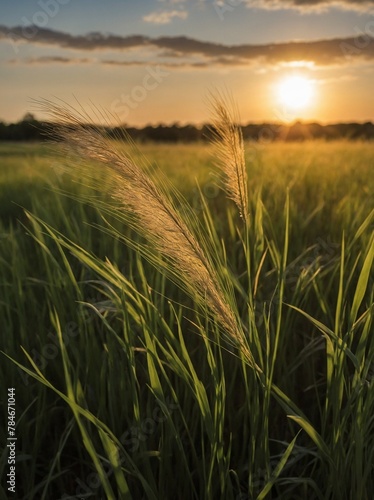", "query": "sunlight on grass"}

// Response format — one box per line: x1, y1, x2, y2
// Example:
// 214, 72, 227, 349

0, 137, 373, 499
